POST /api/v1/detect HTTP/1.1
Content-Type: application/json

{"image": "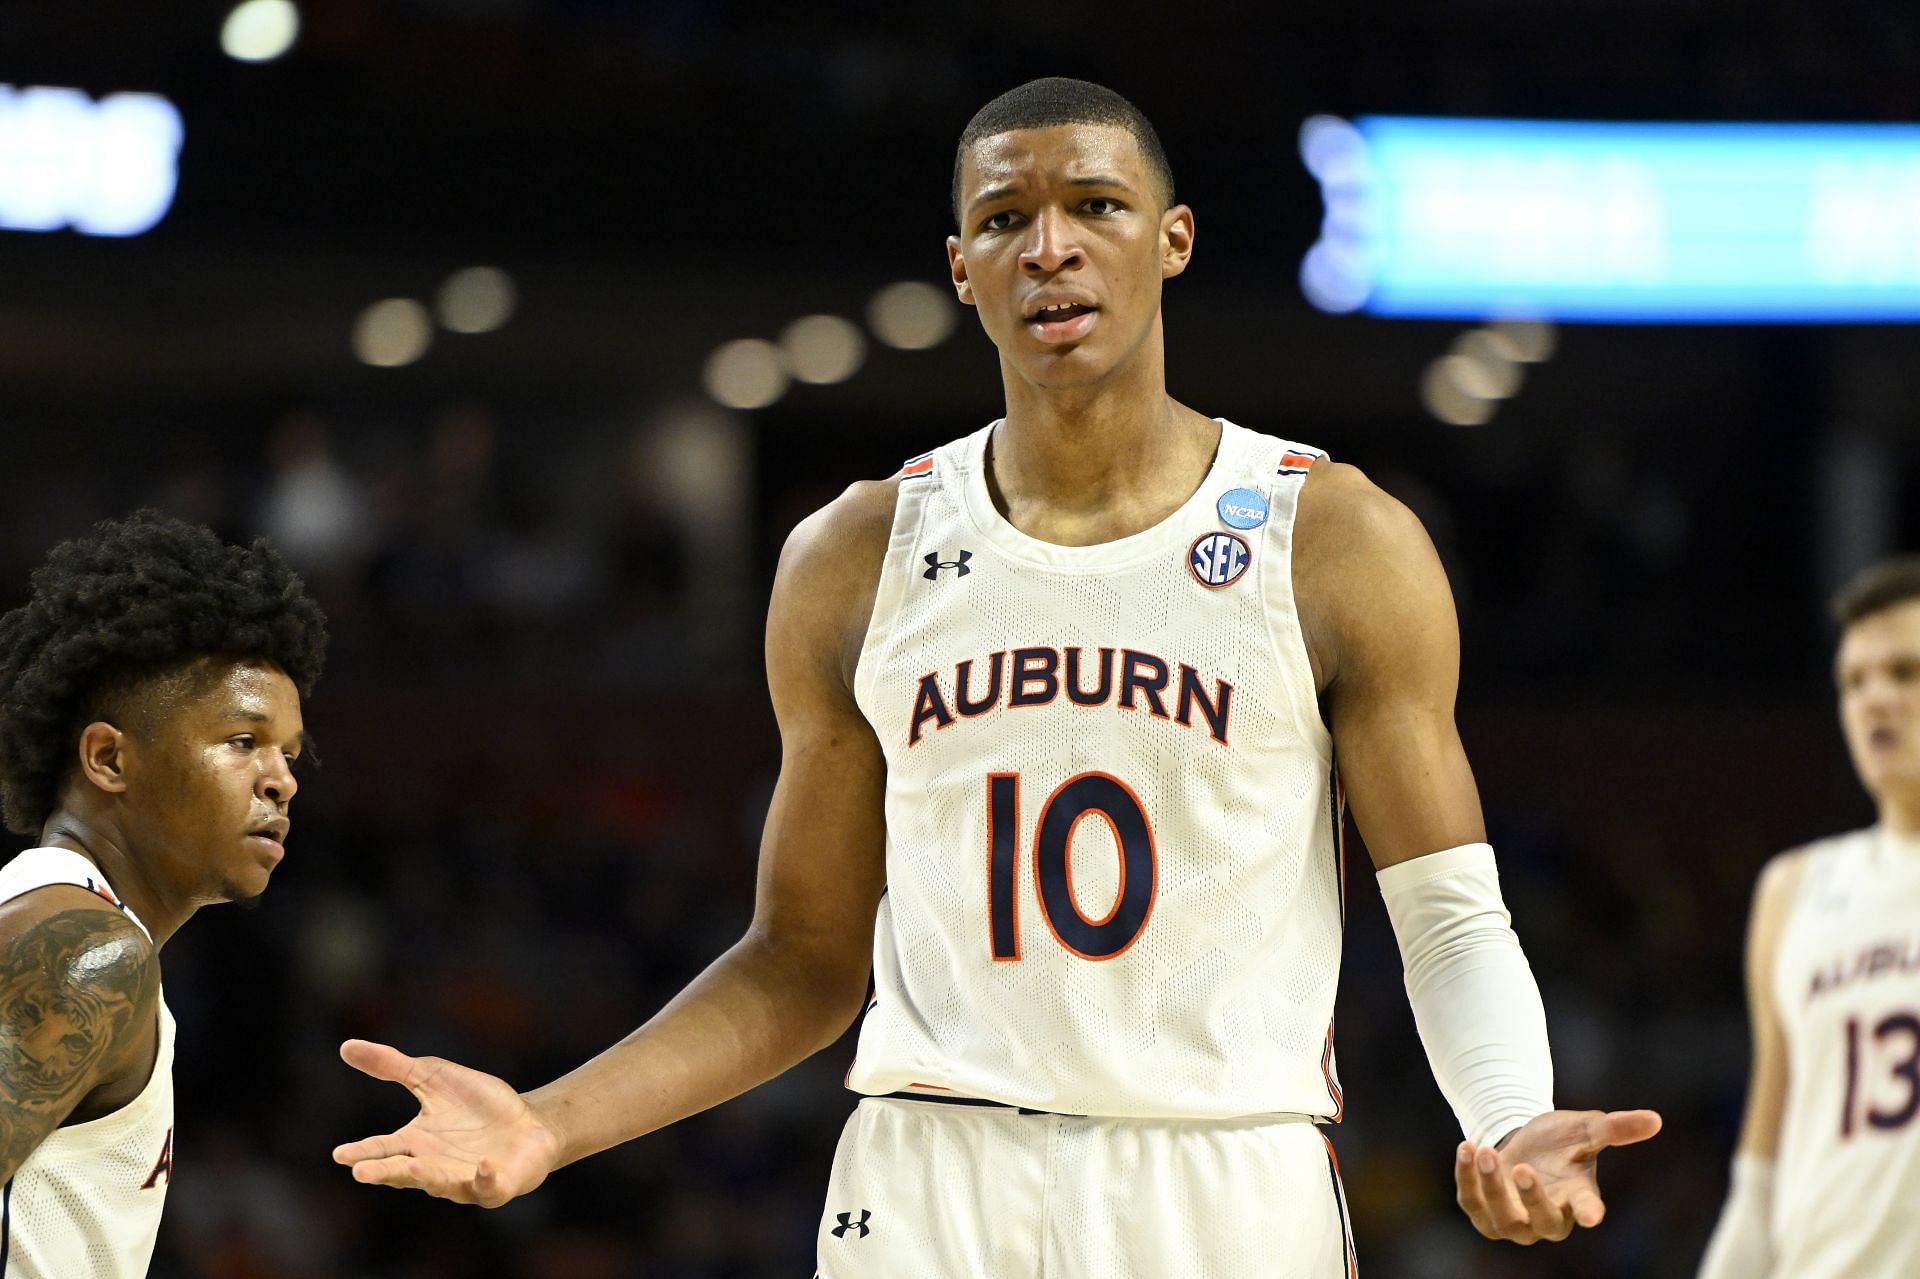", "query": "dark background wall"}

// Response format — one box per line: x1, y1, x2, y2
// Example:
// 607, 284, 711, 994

2, 1, 1916, 1274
